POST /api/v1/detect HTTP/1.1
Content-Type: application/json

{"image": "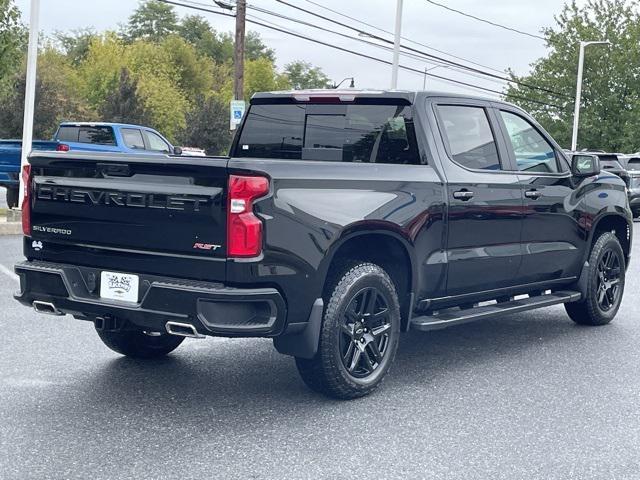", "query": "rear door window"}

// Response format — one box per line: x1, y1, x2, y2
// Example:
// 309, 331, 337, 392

78, 126, 116, 145
437, 105, 501, 170
236, 103, 420, 164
